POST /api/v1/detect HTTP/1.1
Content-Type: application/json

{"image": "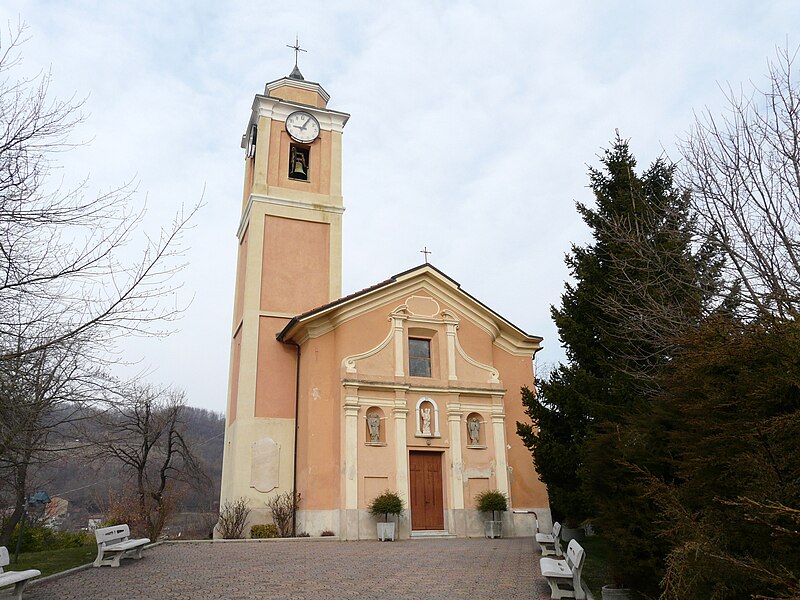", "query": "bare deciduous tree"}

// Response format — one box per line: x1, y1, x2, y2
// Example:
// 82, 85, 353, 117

0, 21, 199, 542
0, 331, 97, 545
91, 383, 207, 540
0, 22, 198, 361
680, 45, 800, 319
